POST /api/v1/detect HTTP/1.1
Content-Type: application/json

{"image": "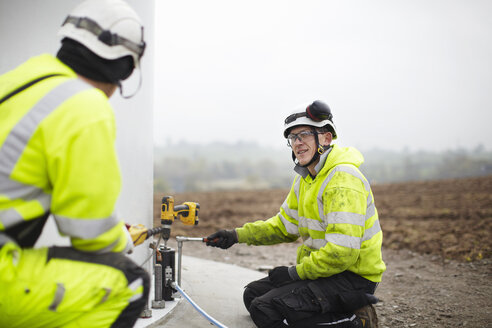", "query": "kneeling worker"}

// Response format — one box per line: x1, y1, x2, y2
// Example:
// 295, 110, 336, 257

206, 100, 386, 328
0, 1, 149, 327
